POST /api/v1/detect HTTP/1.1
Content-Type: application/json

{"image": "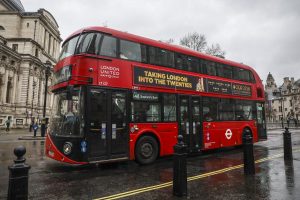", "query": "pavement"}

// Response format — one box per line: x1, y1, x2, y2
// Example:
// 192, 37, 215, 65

0, 128, 300, 200
0, 128, 45, 141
